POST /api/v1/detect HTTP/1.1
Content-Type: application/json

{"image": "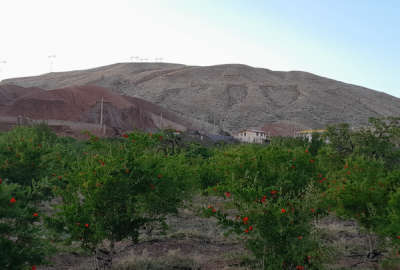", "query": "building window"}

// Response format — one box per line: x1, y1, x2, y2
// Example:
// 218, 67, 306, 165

244, 132, 246, 136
